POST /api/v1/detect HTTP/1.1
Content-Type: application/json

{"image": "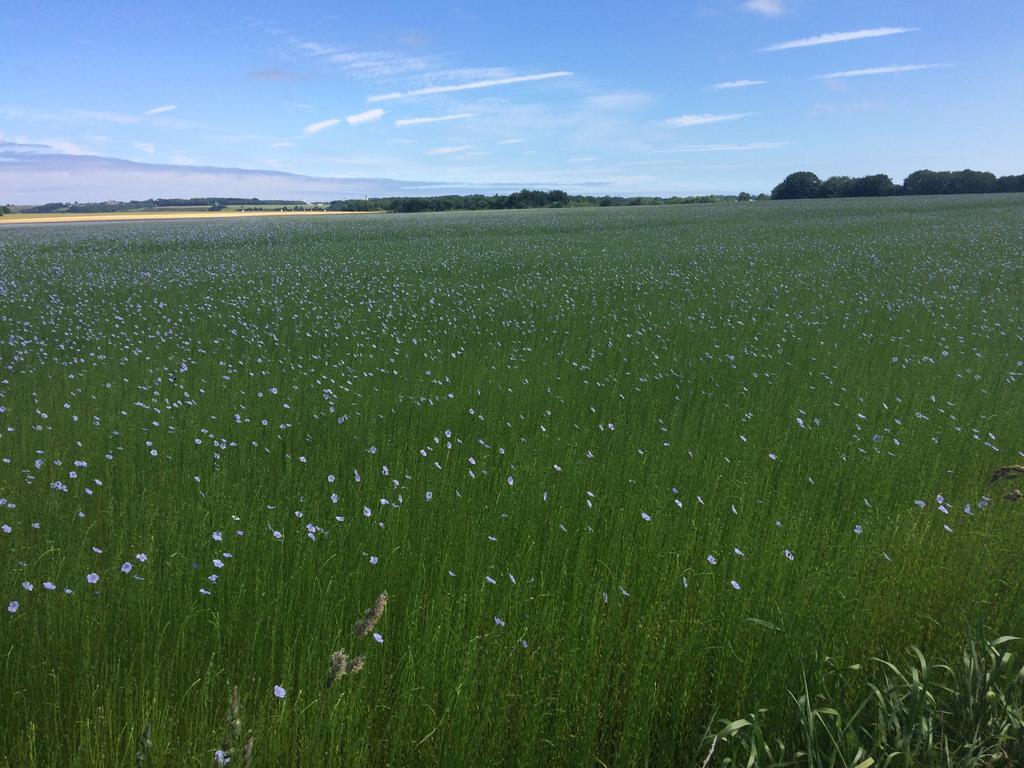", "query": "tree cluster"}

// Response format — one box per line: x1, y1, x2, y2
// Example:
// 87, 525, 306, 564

771, 169, 1024, 200
327, 189, 750, 213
